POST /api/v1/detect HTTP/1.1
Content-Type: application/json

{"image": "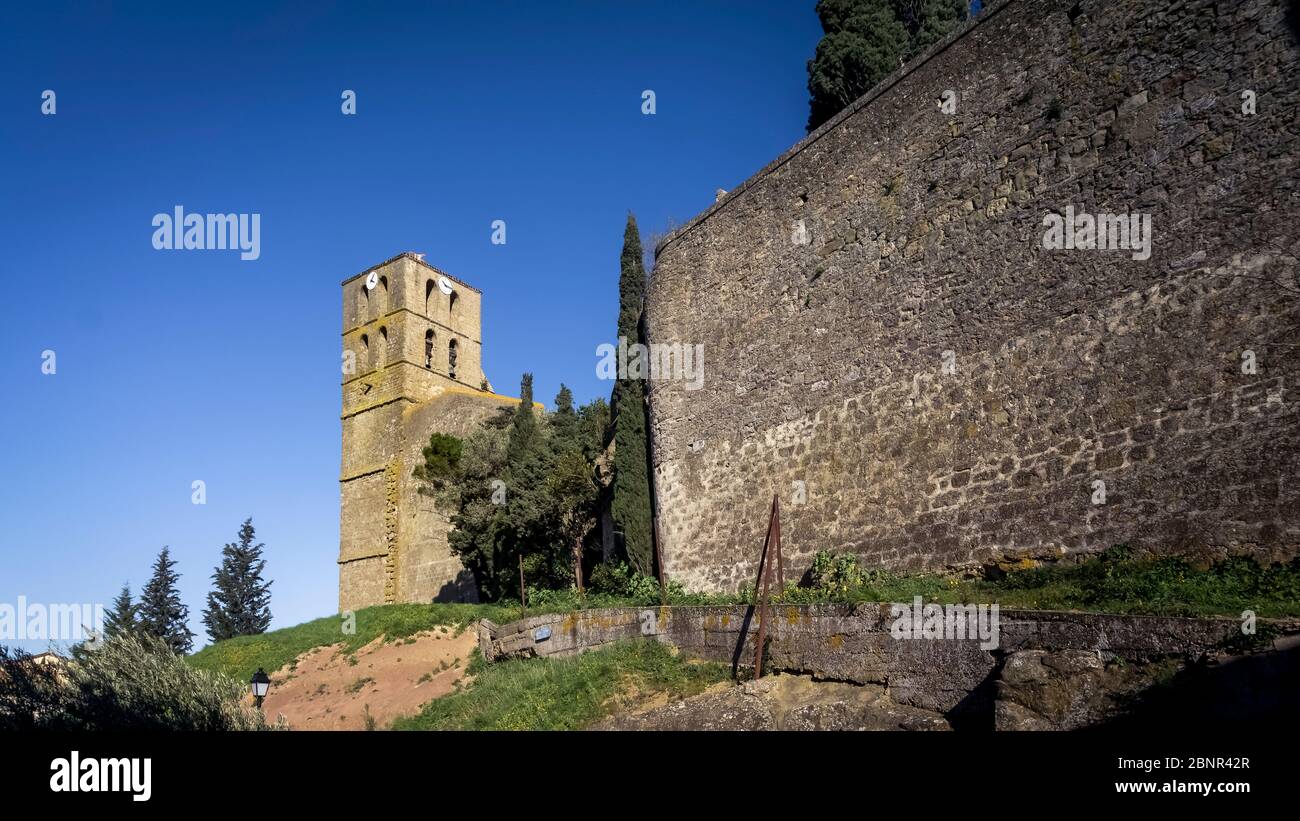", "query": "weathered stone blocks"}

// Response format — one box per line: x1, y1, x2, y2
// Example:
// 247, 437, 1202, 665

646, 0, 1300, 591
